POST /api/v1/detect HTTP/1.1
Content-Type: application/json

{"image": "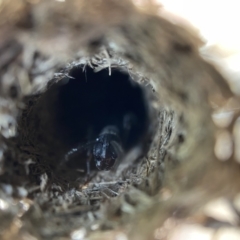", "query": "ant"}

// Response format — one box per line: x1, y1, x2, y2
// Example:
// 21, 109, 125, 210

64, 113, 136, 174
